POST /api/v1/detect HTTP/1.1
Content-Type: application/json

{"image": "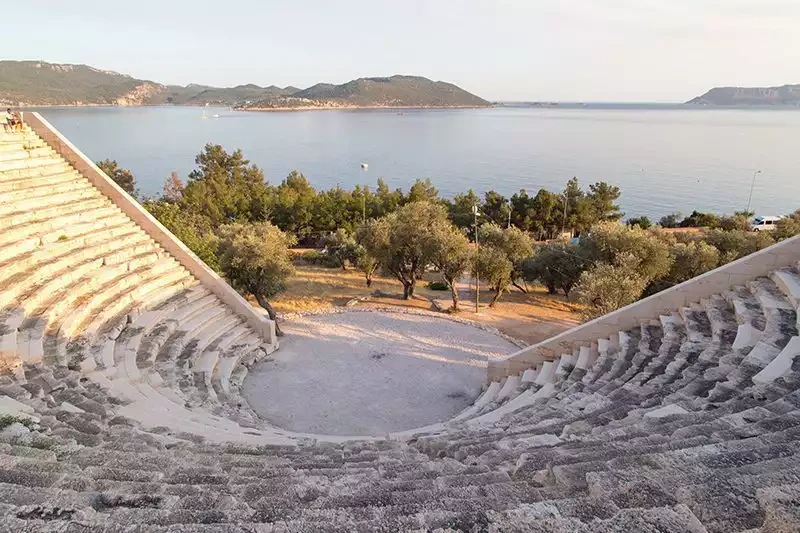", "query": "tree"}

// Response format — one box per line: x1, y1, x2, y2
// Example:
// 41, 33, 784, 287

705, 229, 775, 264
362, 201, 447, 299
479, 224, 534, 293
355, 220, 385, 288
586, 181, 623, 222
268, 171, 317, 236
97, 159, 135, 196
626, 216, 652, 229
659, 213, 682, 228
522, 241, 588, 297
679, 210, 720, 228
646, 240, 720, 296
717, 214, 751, 231
444, 189, 481, 230
163, 171, 184, 203
474, 245, 513, 307
181, 145, 270, 226
217, 222, 296, 335
374, 178, 403, 217
775, 210, 800, 241
144, 200, 219, 270
429, 224, 473, 311
575, 253, 648, 319
581, 221, 672, 283
483, 190, 510, 227
404, 178, 439, 204
322, 229, 359, 271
